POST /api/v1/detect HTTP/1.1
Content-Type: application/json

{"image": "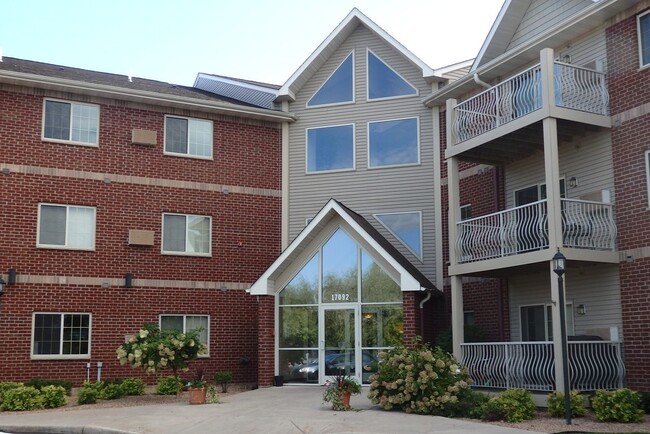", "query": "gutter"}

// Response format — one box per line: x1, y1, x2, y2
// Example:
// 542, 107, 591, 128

0, 70, 296, 123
